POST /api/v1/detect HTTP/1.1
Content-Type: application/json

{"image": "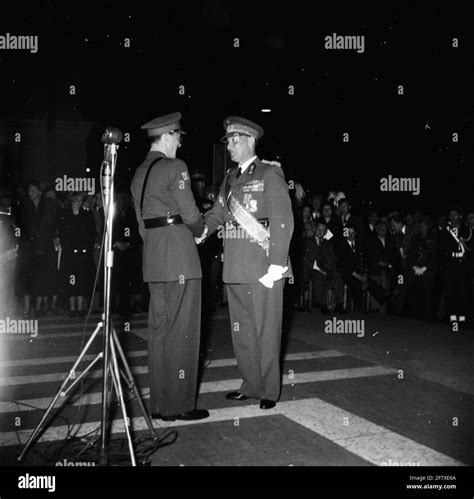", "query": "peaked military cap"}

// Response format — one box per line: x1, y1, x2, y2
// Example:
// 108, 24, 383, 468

141, 112, 187, 138
220, 116, 264, 143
